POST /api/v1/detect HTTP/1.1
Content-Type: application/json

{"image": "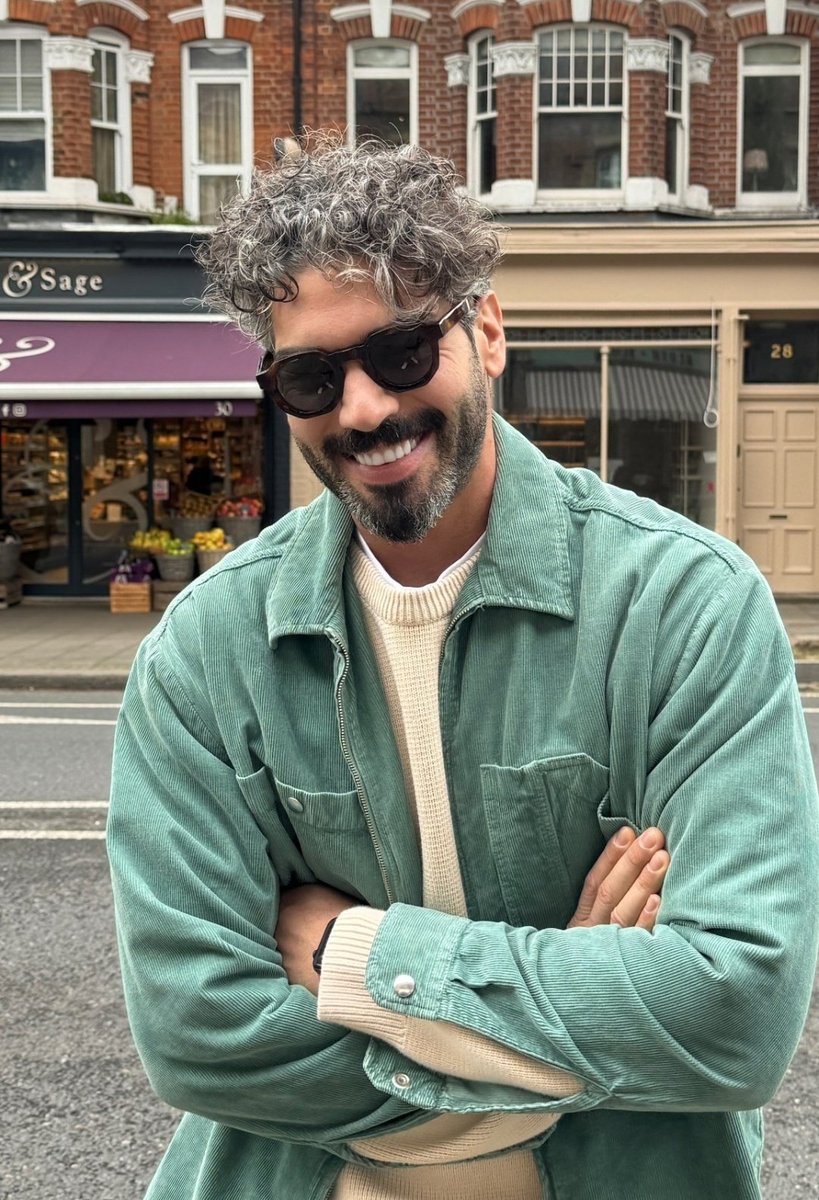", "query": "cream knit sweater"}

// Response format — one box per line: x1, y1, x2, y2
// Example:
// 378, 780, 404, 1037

318, 542, 581, 1200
